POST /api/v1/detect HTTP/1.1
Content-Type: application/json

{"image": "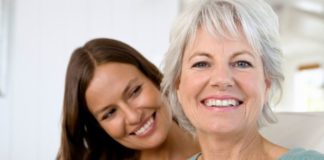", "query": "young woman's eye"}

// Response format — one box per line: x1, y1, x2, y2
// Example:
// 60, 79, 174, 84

232, 60, 252, 68
130, 85, 142, 98
191, 61, 210, 68
102, 108, 116, 120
